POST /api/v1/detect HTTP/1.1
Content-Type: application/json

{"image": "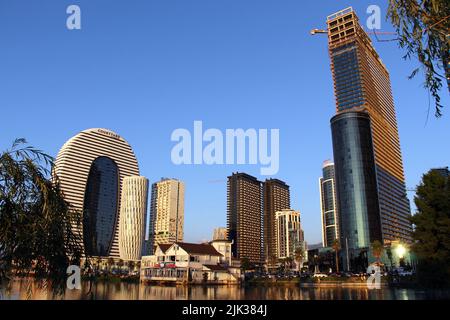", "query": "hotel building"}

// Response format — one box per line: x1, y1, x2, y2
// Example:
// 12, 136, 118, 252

148, 178, 185, 254
119, 176, 149, 261
326, 8, 413, 267
213, 227, 228, 241
275, 209, 303, 260
263, 179, 291, 263
227, 172, 263, 265
319, 160, 339, 247
53, 128, 140, 258
140, 242, 240, 284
